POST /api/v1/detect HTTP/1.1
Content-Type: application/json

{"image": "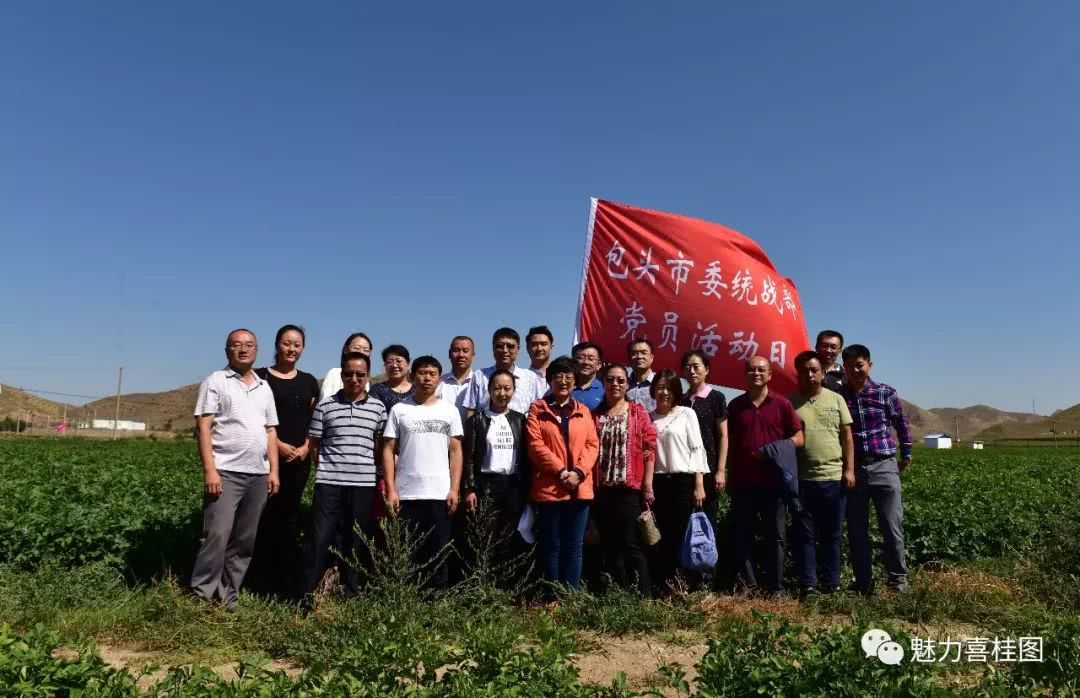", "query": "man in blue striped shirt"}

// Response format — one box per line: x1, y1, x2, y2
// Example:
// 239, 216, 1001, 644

300, 351, 387, 602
